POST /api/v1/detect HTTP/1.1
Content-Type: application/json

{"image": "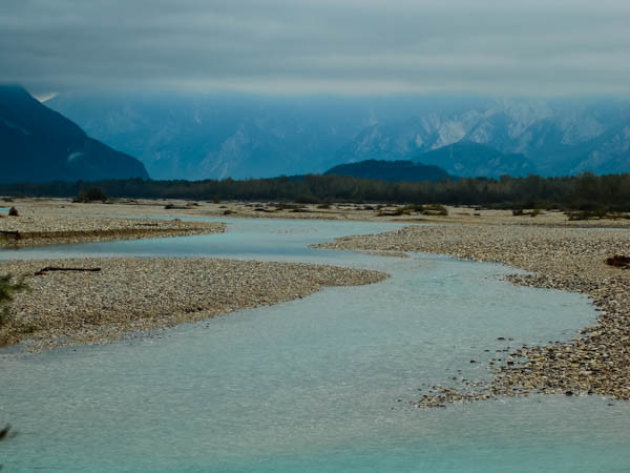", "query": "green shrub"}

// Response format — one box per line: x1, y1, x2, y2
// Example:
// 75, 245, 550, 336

565, 207, 608, 220
420, 204, 448, 216
75, 187, 108, 203
0, 274, 28, 328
